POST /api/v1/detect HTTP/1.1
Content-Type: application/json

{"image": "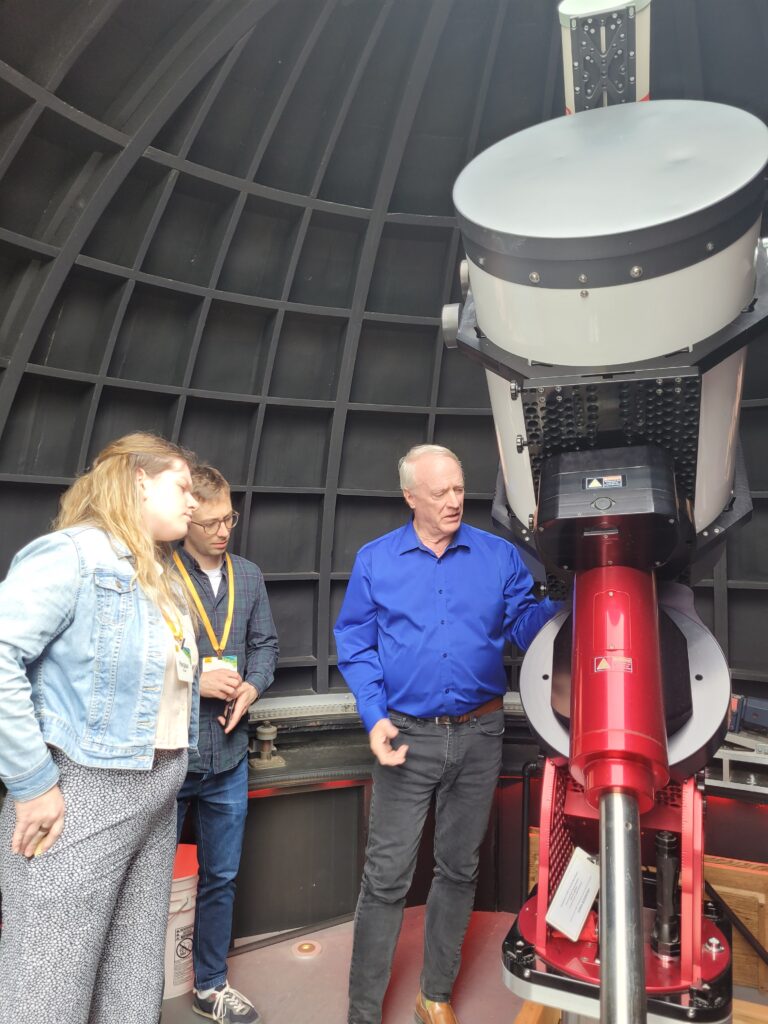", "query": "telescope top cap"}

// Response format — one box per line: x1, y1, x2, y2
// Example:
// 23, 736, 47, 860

453, 100, 768, 246
558, 0, 651, 26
